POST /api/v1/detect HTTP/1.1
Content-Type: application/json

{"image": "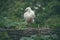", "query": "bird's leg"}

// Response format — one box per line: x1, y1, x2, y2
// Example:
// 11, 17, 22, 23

24, 21, 30, 28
